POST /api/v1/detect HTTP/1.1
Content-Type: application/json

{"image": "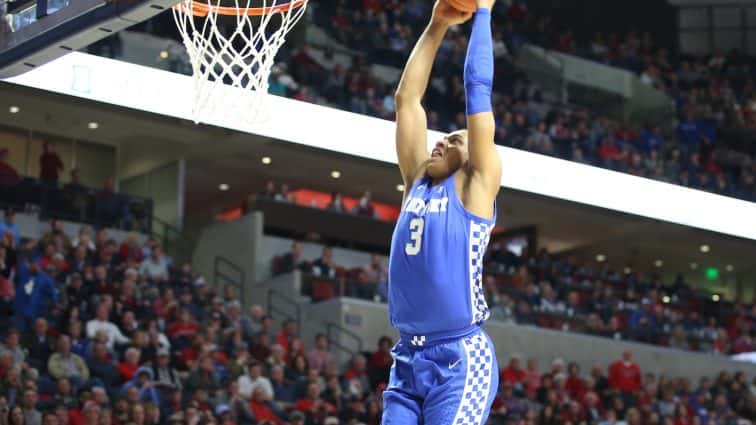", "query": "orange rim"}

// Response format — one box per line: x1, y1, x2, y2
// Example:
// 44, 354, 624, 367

174, 0, 306, 17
